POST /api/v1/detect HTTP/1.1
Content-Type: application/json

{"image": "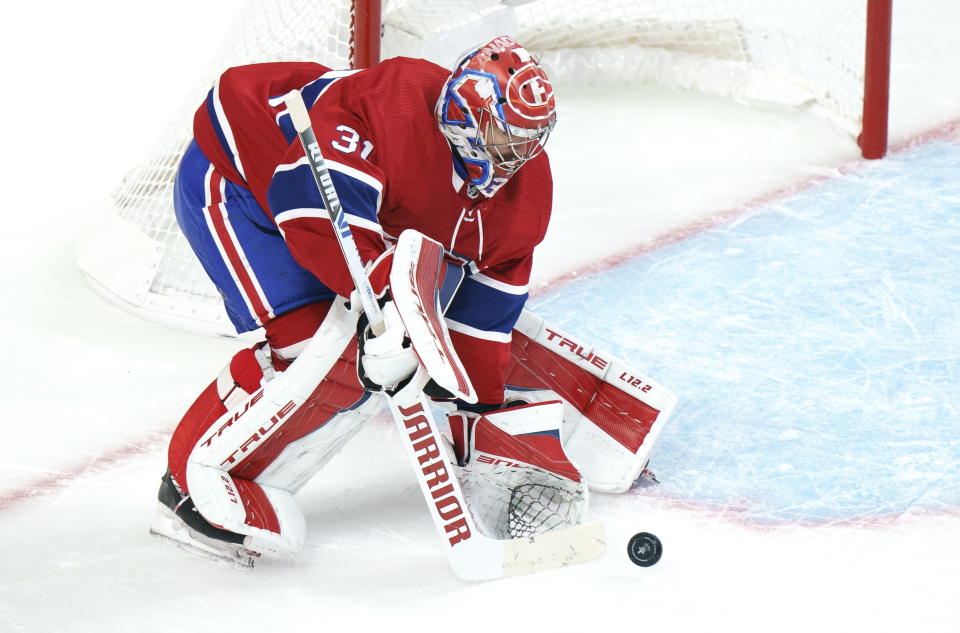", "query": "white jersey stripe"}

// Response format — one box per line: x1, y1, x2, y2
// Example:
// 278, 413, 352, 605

218, 189, 276, 322
268, 69, 362, 107
445, 318, 513, 343
303, 69, 363, 106
275, 154, 384, 196
212, 77, 247, 181
202, 166, 260, 324
470, 272, 529, 295
324, 159, 384, 198
476, 208, 485, 261
275, 208, 384, 237
274, 156, 309, 173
